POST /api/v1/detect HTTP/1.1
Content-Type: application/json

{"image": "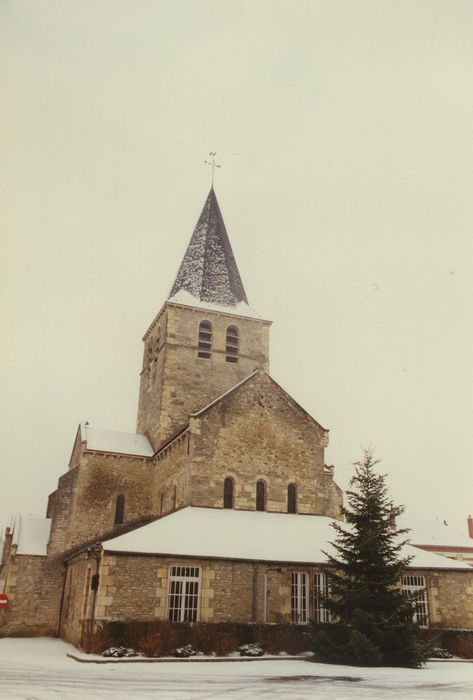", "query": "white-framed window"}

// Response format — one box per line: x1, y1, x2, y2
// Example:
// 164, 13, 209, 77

291, 572, 309, 624
402, 574, 429, 628
167, 565, 201, 622
314, 572, 332, 623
